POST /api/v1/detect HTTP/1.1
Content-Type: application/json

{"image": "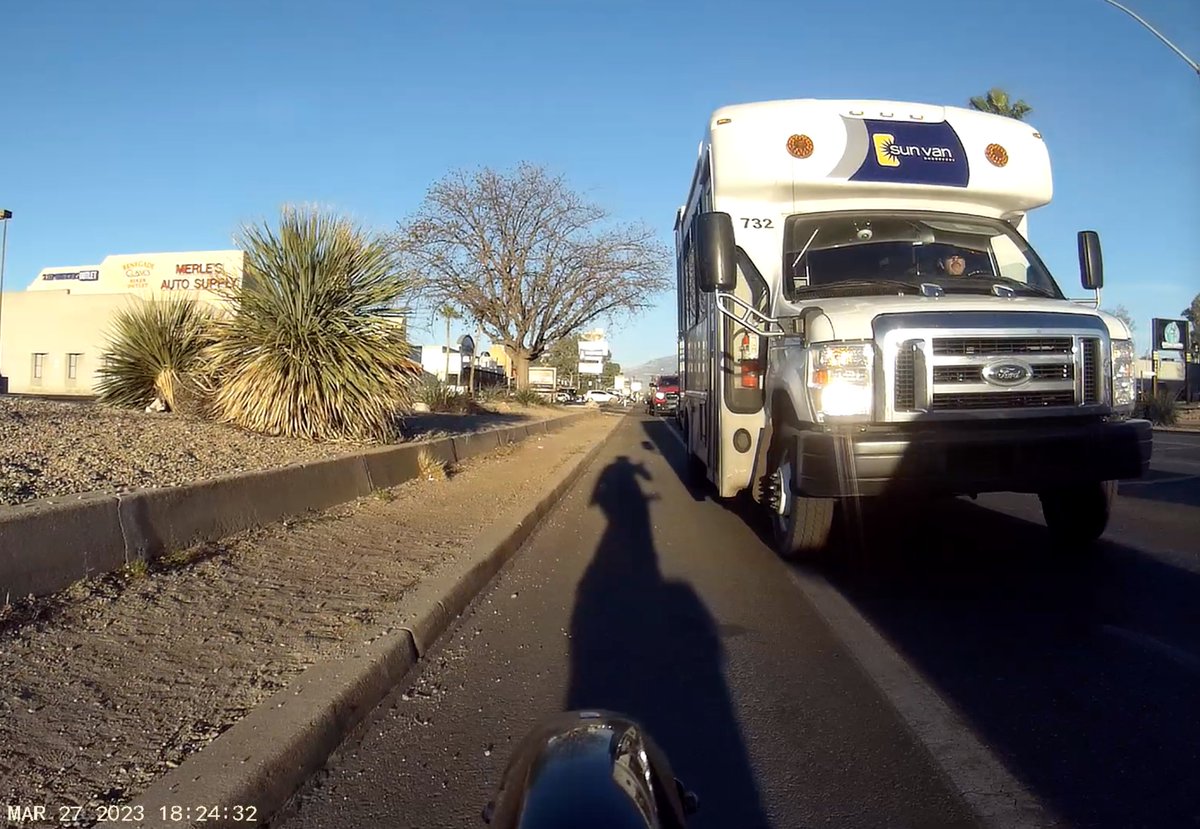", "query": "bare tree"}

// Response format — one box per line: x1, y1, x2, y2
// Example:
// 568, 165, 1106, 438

1105, 304, 1137, 333
396, 163, 671, 387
